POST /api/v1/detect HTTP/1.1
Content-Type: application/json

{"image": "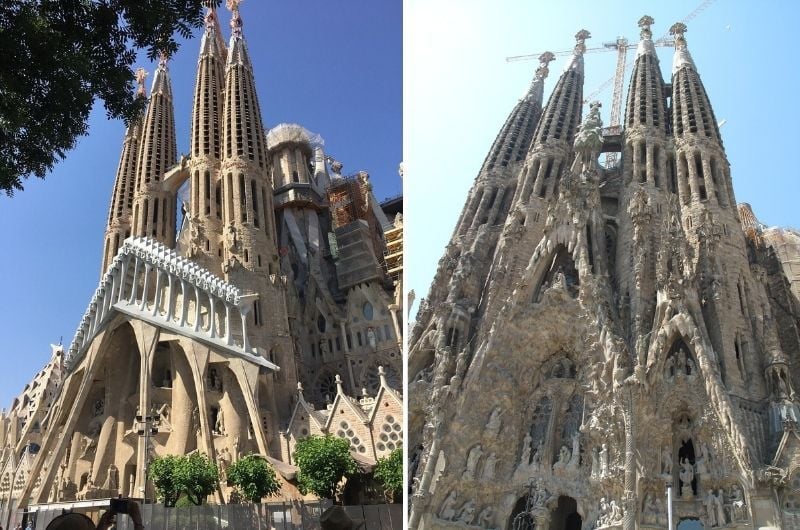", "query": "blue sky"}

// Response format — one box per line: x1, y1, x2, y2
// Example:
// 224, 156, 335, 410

0, 2, 401, 409
404, 0, 800, 319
